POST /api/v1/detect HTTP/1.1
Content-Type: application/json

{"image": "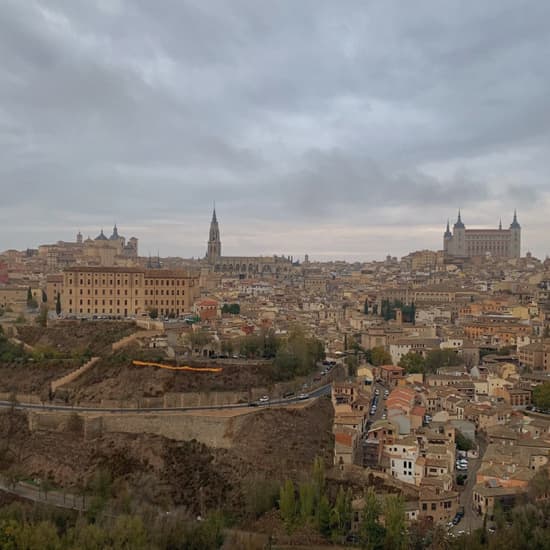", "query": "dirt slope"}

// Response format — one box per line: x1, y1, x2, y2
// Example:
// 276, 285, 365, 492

0, 398, 334, 517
